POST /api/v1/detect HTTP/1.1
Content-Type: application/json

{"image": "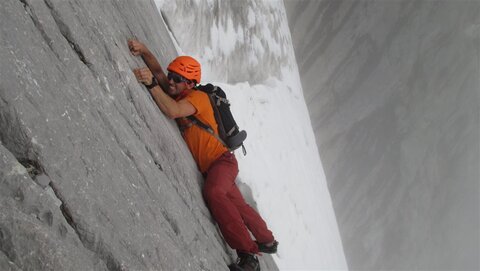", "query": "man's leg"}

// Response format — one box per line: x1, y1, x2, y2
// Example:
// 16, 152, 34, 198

203, 152, 258, 254
227, 184, 275, 244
